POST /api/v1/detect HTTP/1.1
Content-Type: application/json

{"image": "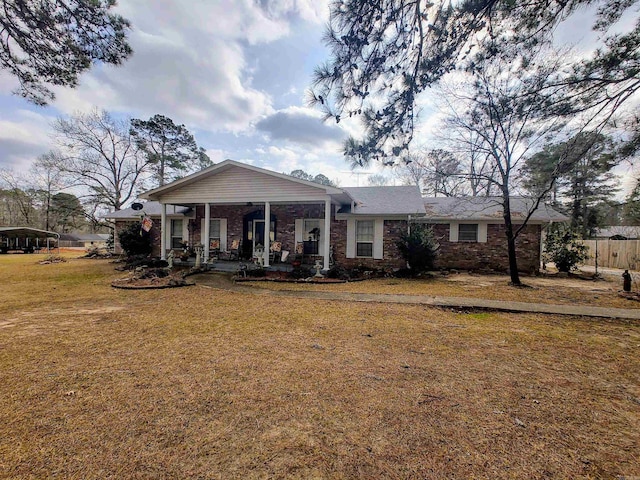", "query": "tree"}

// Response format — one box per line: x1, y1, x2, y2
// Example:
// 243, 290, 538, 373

289, 169, 337, 187
130, 114, 207, 187
50, 192, 85, 233
310, 0, 639, 163
52, 109, 148, 212
397, 149, 467, 196
367, 174, 392, 186
30, 151, 69, 230
441, 56, 567, 285
624, 179, 640, 224
0, 0, 131, 105
523, 132, 619, 237
0, 169, 38, 225
543, 224, 589, 272
396, 223, 439, 275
